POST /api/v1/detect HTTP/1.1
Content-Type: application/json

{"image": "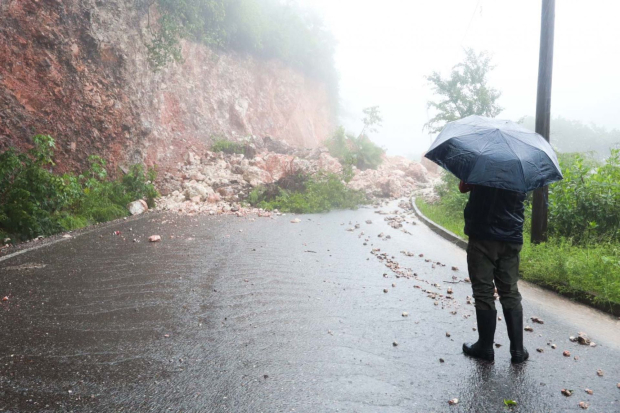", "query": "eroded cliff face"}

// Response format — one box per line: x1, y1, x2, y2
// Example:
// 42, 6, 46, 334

0, 0, 335, 176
